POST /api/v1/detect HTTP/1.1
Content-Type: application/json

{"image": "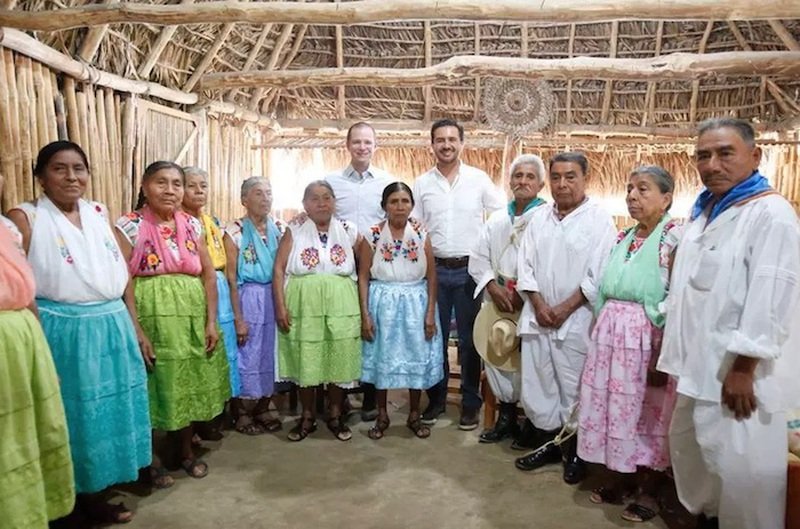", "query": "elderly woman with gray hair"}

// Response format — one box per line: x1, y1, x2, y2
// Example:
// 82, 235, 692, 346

273, 180, 363, 442
577, 165, 682, 523
222, 177, 283, 435
182, 167, 241, 410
